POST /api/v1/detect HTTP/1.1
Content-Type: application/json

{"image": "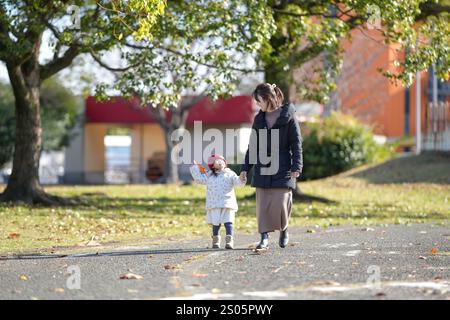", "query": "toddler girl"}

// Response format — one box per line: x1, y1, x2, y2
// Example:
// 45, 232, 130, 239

190, 154, 246, 249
